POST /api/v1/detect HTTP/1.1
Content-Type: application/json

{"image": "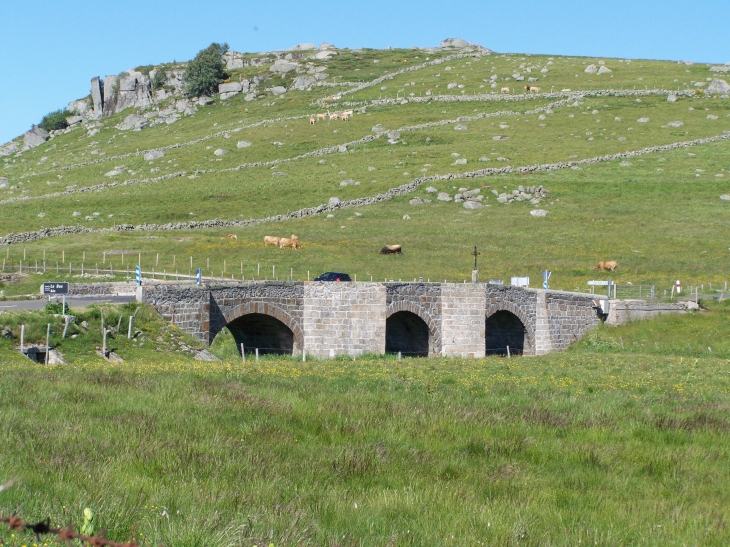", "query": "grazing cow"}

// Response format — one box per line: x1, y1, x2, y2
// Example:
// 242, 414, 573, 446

501, 86, 510, 94
279, 237, 302, 250
264, 236, 280, 246
329, 113, 340, 121
316, 113, 327, 121
525, 85, 540, 93
594, 260, 618, 272
561, 88, 572, 92
379, 244, 402, 255
309, 116, 316, 125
